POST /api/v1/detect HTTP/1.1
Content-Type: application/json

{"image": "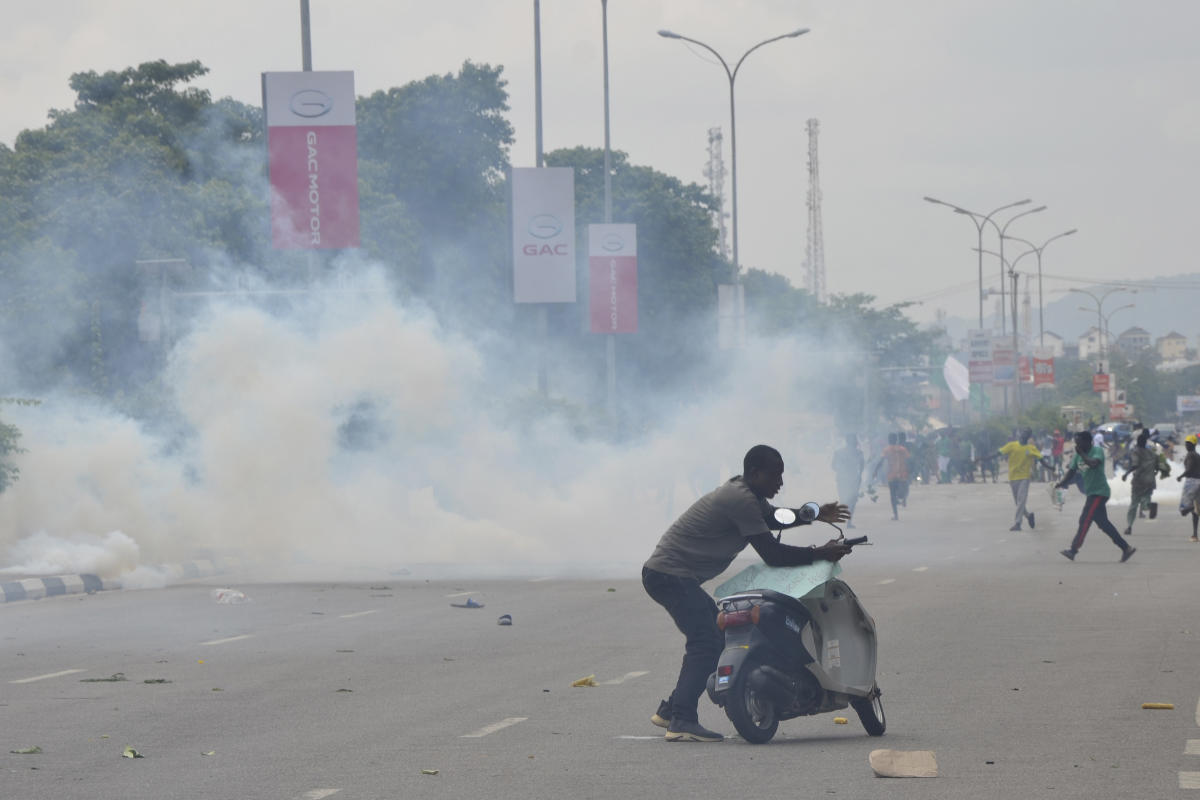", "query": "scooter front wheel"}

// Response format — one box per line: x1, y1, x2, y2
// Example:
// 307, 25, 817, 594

850, 687, 885, 736
725, 665, 779, 744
